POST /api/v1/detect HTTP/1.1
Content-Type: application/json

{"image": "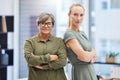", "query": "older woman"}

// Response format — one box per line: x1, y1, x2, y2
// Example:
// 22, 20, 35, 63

24, 12, 67, 80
